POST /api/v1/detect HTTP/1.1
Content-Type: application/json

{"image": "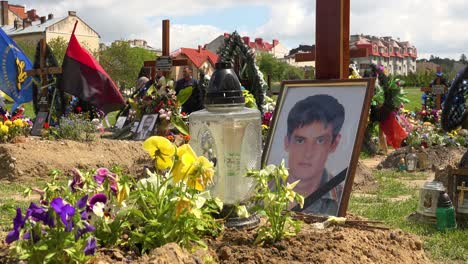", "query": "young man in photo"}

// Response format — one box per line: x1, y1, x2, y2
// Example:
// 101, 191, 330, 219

137, 115, 155, 140
284, 94, 346, 215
